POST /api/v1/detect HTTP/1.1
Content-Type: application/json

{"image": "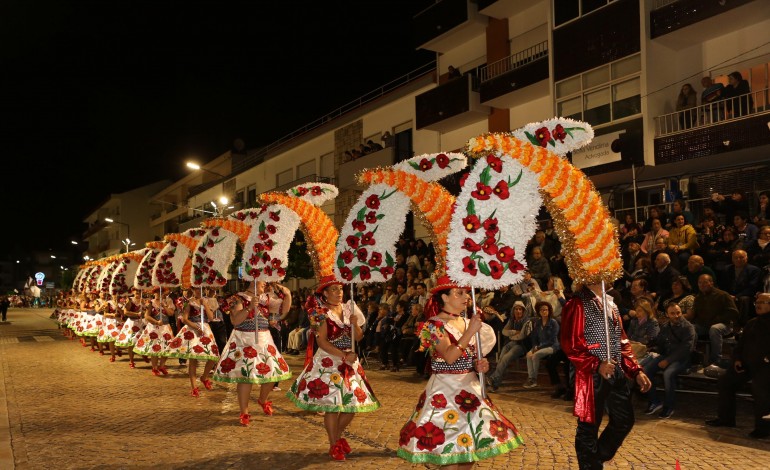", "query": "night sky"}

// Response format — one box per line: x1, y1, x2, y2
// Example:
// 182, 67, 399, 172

1, 0, 434, 259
